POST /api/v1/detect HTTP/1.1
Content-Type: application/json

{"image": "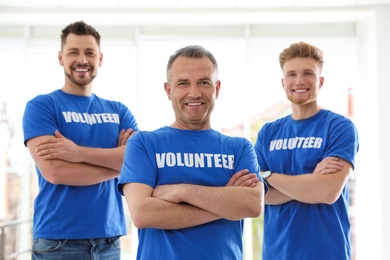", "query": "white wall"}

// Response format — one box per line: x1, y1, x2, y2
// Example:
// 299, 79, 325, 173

353, 6, 390, 260
375, 6, 390, 260
1, 5, 390, 259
